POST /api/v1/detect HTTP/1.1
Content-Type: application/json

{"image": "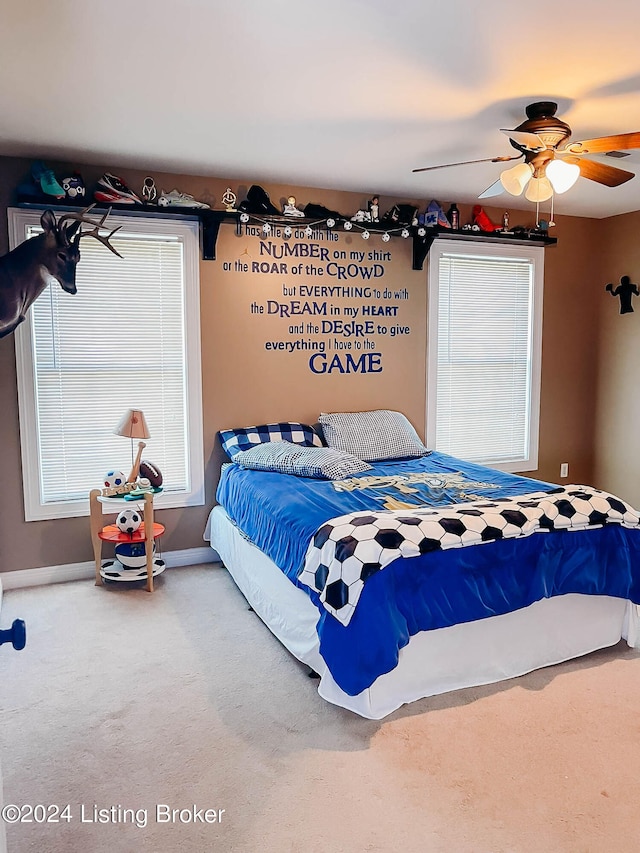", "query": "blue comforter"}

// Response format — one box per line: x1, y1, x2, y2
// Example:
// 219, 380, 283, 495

216, 453, 640, 695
